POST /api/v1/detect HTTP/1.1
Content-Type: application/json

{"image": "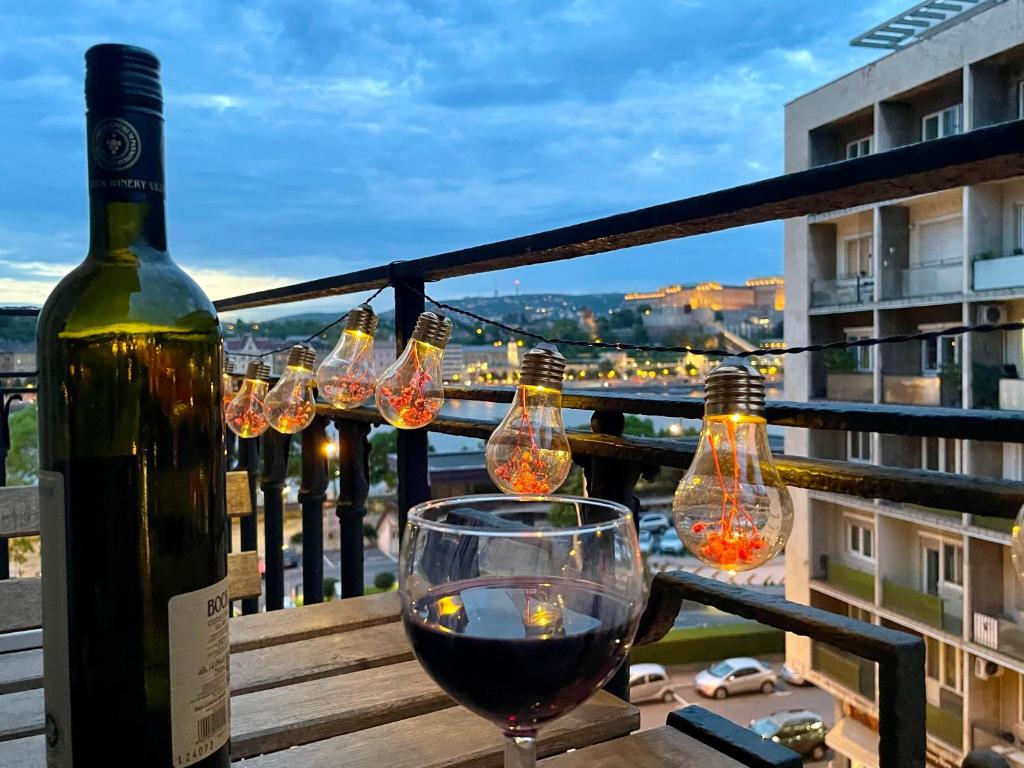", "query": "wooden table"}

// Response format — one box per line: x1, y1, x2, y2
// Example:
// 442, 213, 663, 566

0, 593, 742, 767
